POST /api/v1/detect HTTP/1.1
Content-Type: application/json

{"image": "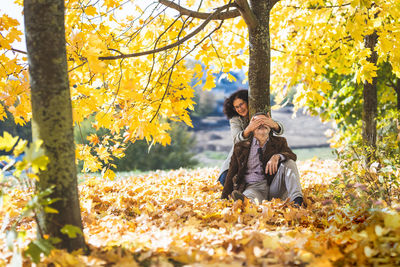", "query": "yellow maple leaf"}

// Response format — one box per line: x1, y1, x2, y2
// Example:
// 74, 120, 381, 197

0, 131, 19, 152
102, 168, 116, 180
85, 6, 98, 16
